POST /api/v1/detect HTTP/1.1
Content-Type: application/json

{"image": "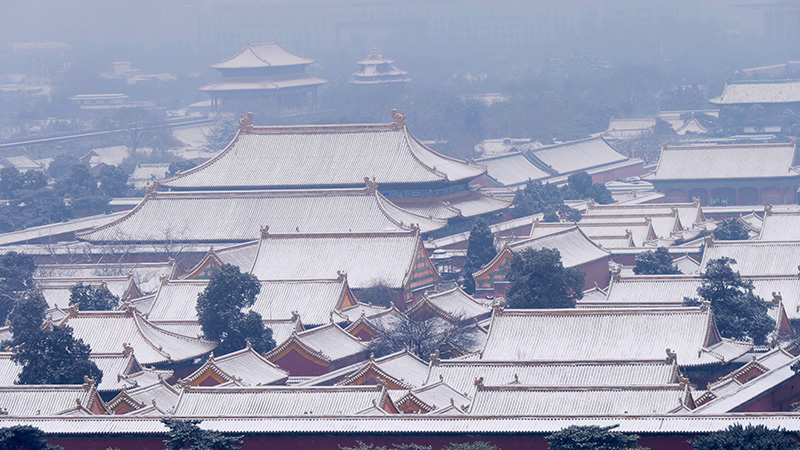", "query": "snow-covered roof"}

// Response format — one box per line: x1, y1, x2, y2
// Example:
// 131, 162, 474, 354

583, 201, 704, 231
391, 189, 510, 220
396, 381, 470, 413
211, 43, 315, 69
701, 241, 800, 277
36, 261, 176, 294
0, 211, 128, 247
61, 309, 217, 365
147, 278, 351, 328
480, 307, 751, 367
528, 137, 628, 175
199, 75, 327, 92
77, 188, 446, 243
469, 384, 691, 415
758, 212, 800, 241
267, 323, 369, 364
476, 152, 551, 187
647, 142, 800, 181
161, 116, 485, 190
297, 349, 427, 389
36, 277, 135, 310
710, 79, 800, 105
426, 360, 677, 395
409, 287, 491, 323
172, 385, 389, 416
0, 385, 102, 416
0, 354, 21, 386
529, 220, 656, 248
250, 232, 432, 289
181, 345, 288, 387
